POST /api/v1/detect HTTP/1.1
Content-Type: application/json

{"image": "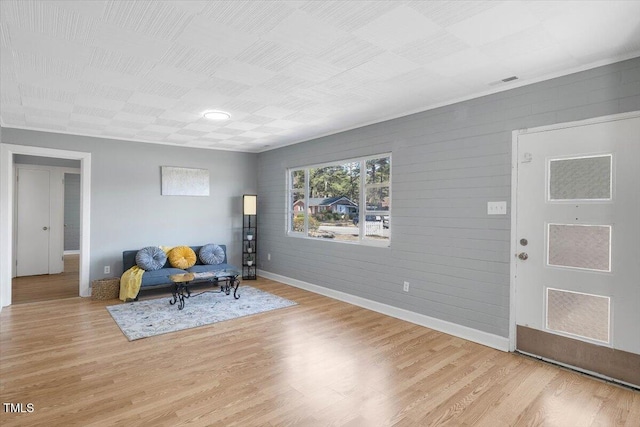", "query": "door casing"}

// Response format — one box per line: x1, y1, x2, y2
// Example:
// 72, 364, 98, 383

0, 144, 92, 307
